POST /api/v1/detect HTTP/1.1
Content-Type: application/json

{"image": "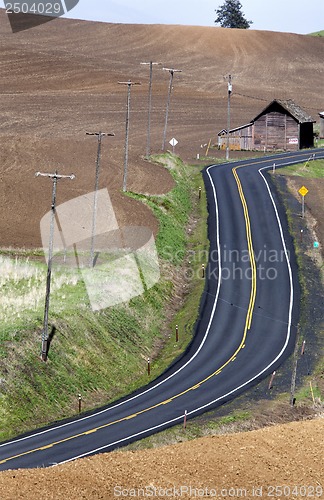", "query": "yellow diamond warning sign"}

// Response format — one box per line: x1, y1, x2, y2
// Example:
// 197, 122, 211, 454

298, 186, 309, 197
